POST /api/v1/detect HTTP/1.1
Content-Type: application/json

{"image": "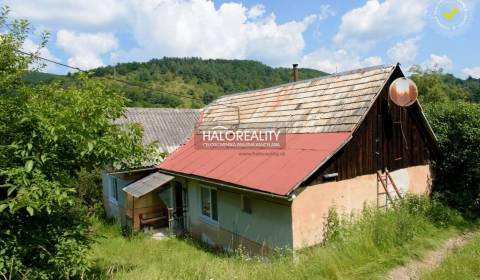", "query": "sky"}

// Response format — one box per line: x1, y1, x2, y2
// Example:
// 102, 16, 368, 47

3, 0, 479, 78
